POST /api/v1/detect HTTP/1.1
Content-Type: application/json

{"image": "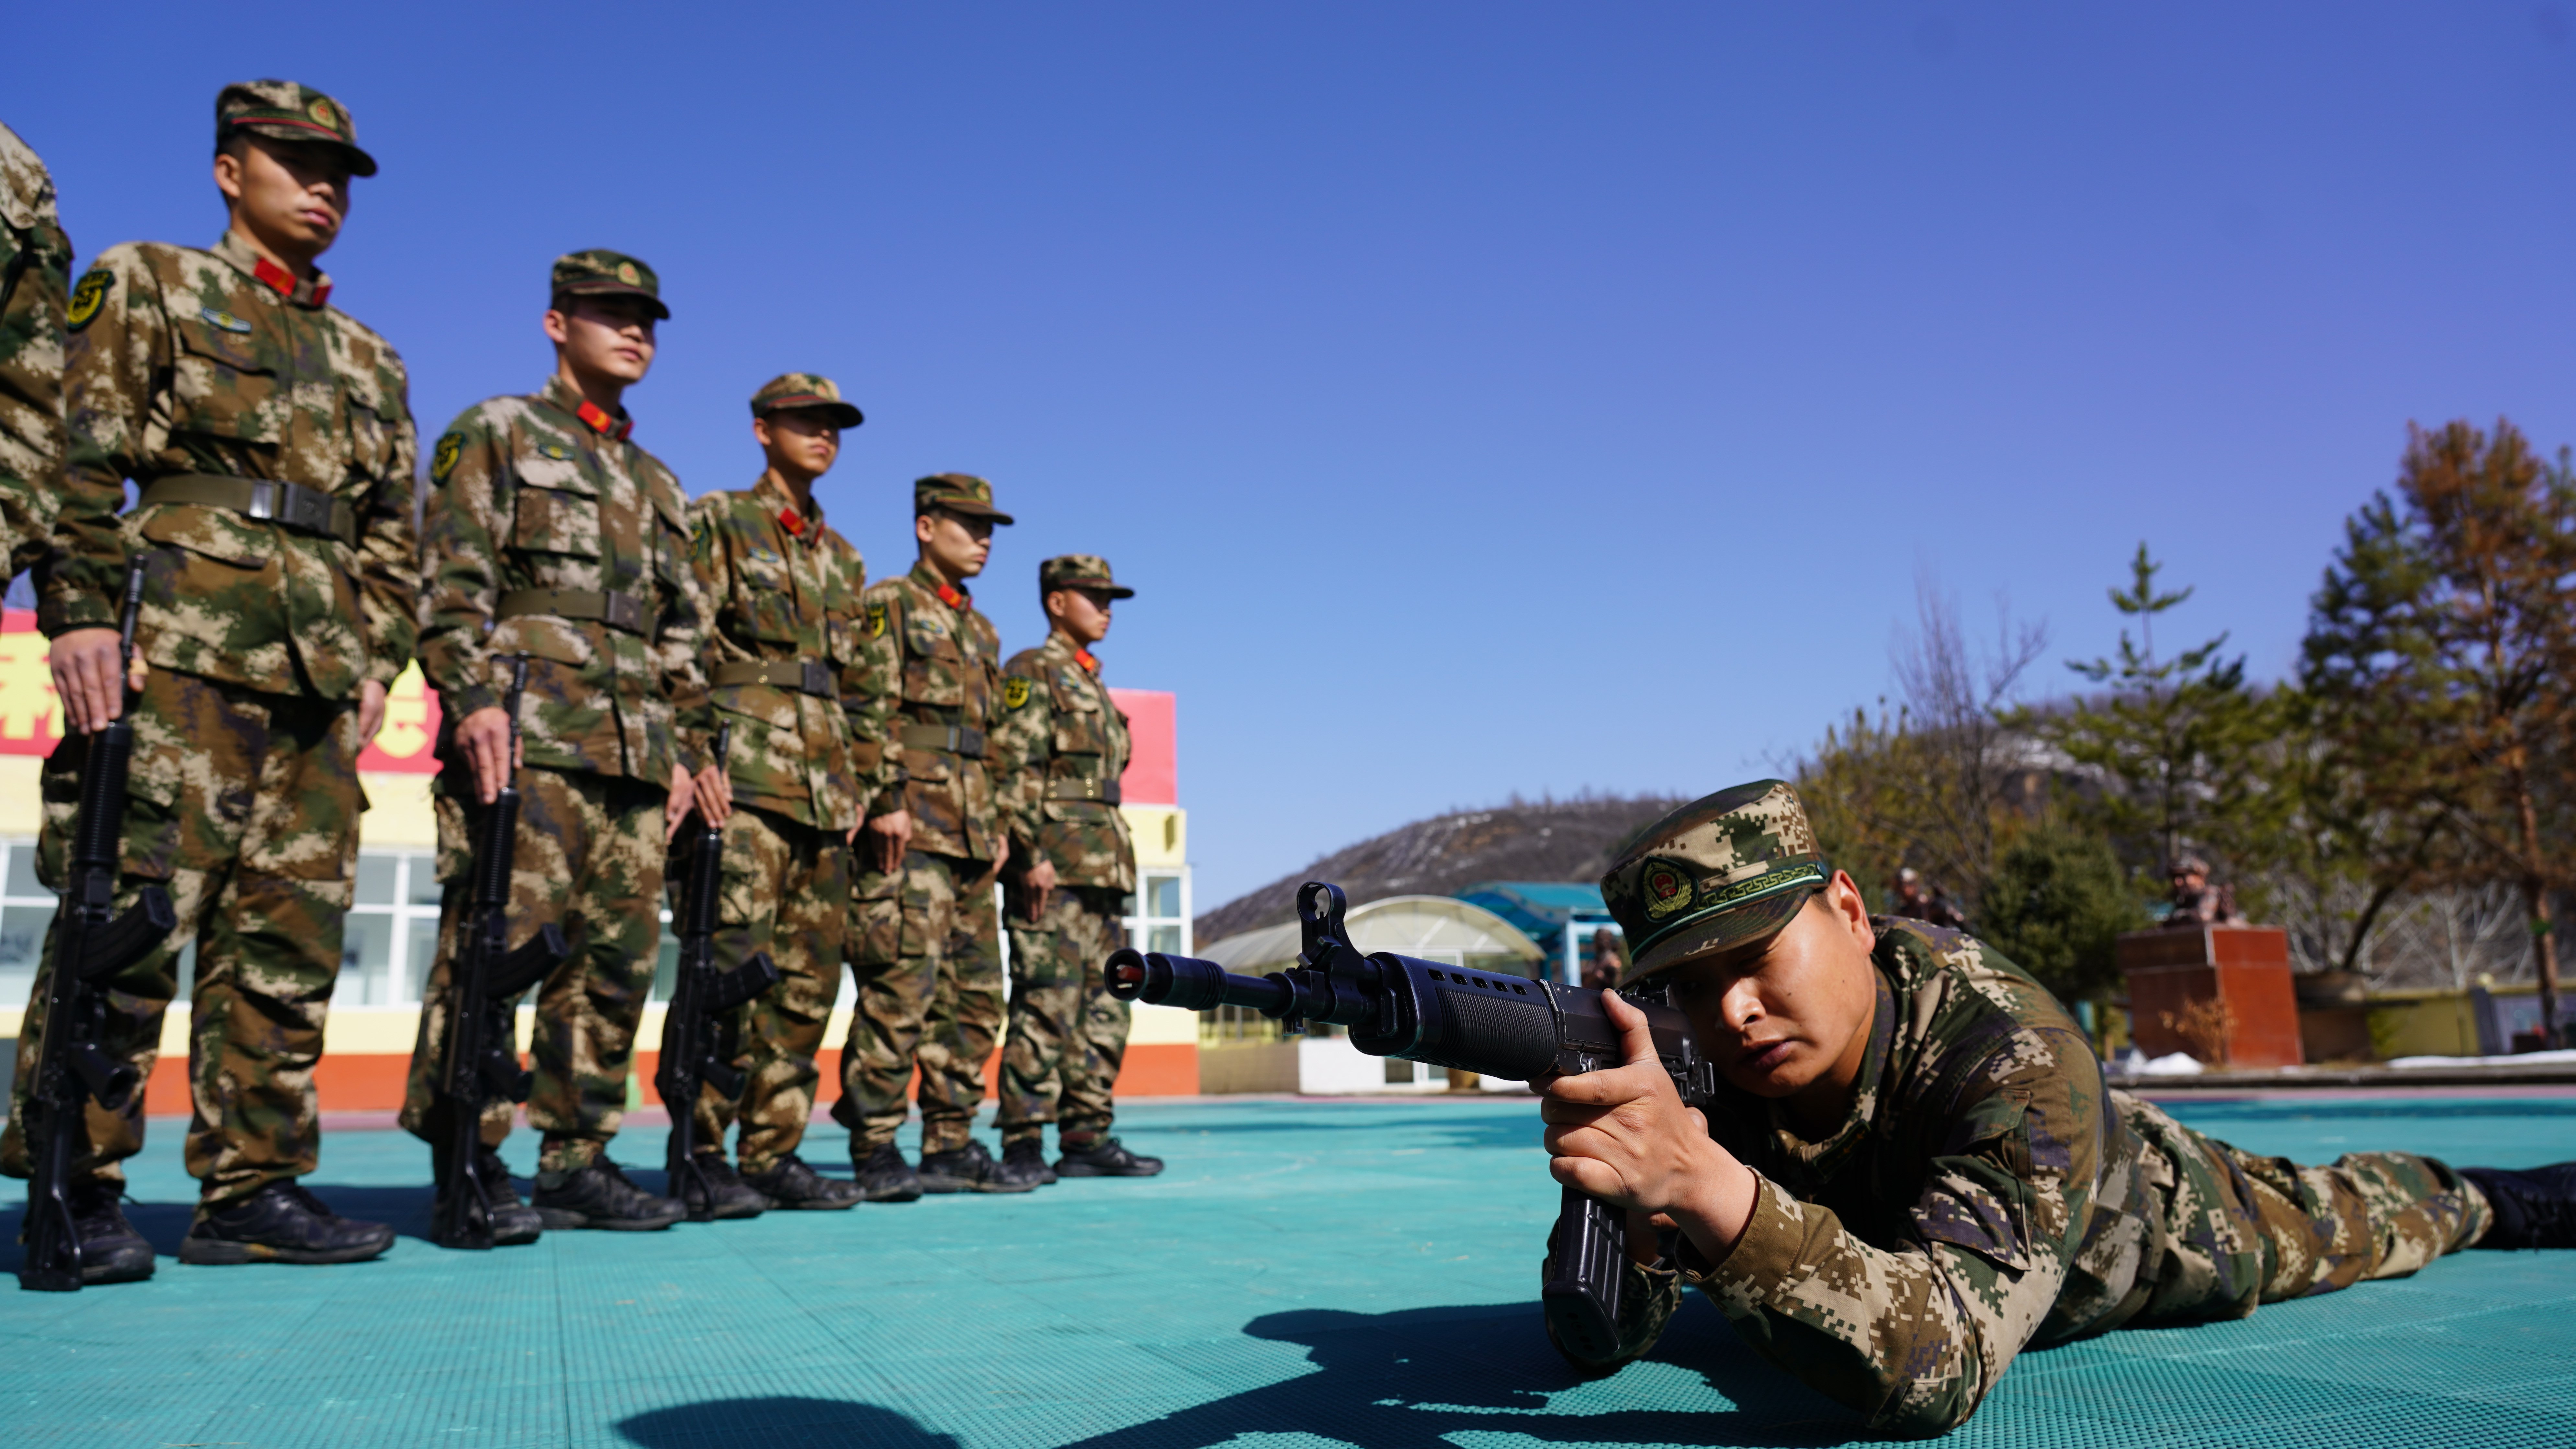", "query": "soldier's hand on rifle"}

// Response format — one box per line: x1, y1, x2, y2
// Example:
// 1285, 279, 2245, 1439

1022, 855, 1056, 922
1540, 990, 1758, 1265
356, 678, 388, 746
455, 705, 521, 805
51, 627, 148, 733
692, 761, 732, 826
665, 763, 696, 843
865, 809, 913, 874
